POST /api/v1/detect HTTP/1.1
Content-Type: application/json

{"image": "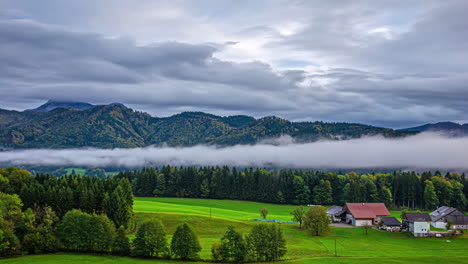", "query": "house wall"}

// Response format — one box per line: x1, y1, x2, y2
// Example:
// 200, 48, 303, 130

432, 220, 447, 229
355, 219, 373, 227
411, 221, 430, 237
